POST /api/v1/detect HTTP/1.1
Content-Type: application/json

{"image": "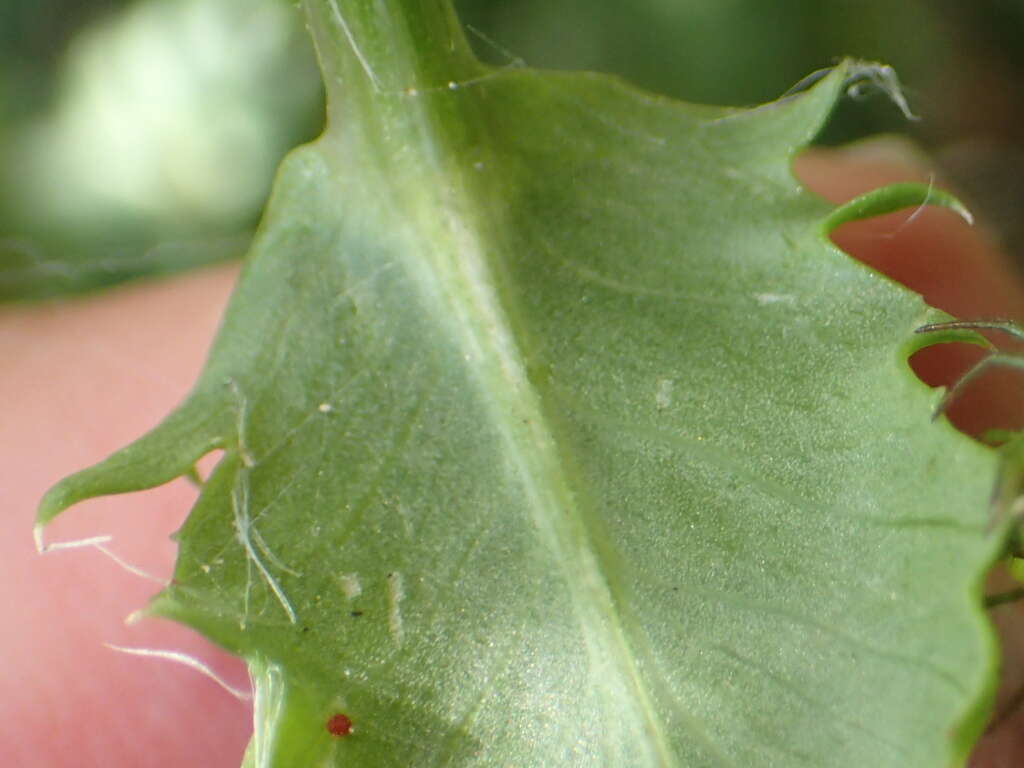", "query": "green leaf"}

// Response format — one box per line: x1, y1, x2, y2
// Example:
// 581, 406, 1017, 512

39, 1, 1003, 765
